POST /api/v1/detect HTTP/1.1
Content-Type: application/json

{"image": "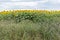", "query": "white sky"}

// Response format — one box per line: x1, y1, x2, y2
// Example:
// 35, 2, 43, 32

0, 0, 60, 11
